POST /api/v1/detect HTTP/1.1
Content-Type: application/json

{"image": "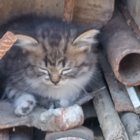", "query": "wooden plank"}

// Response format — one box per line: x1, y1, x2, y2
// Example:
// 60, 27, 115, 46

121, 113, 140, 140
93, 87, 129, 140
0, 0, 114, 28
0, 0, 64, 25
73, 0, 114, 27
63, 0, 75, 22
100, 54, 134, 113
